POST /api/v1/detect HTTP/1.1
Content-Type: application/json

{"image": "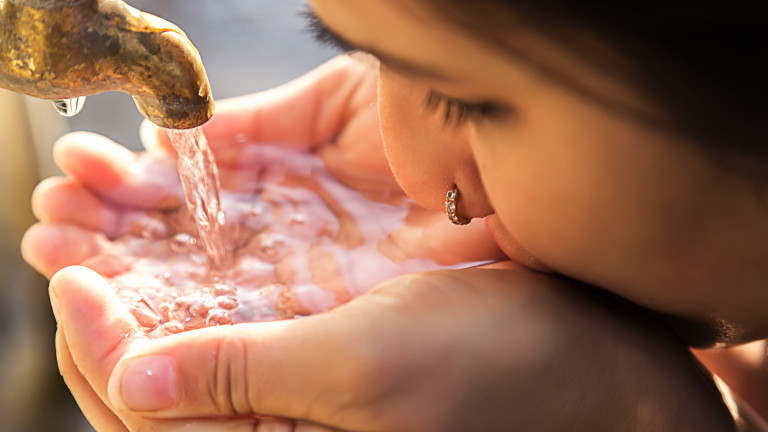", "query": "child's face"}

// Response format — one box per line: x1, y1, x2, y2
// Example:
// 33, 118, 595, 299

310, 0, 768, 342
